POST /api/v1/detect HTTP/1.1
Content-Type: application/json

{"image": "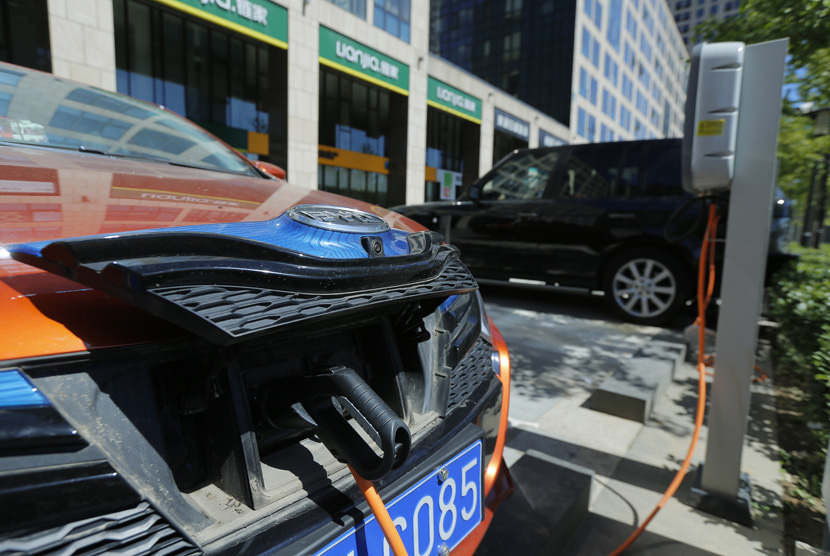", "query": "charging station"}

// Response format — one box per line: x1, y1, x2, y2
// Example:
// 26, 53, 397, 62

682, 39, 789, 524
